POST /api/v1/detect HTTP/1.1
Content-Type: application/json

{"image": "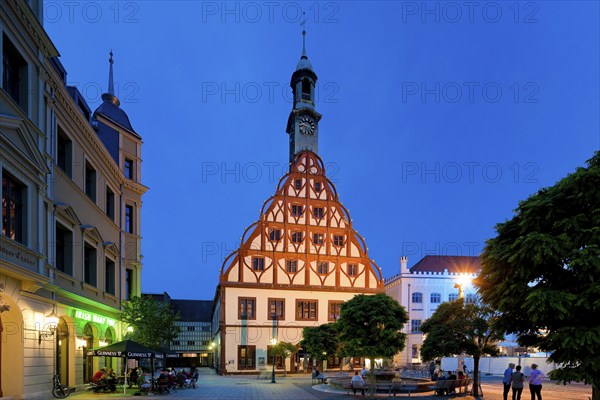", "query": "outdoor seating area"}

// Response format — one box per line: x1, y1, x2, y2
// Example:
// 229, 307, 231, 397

431, 378, 473, 396
327, 375, 434, 396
